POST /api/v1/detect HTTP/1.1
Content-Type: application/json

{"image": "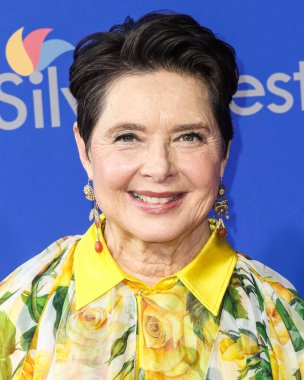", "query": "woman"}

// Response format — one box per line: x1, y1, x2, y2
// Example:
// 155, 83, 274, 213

1, 11, 303, 380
